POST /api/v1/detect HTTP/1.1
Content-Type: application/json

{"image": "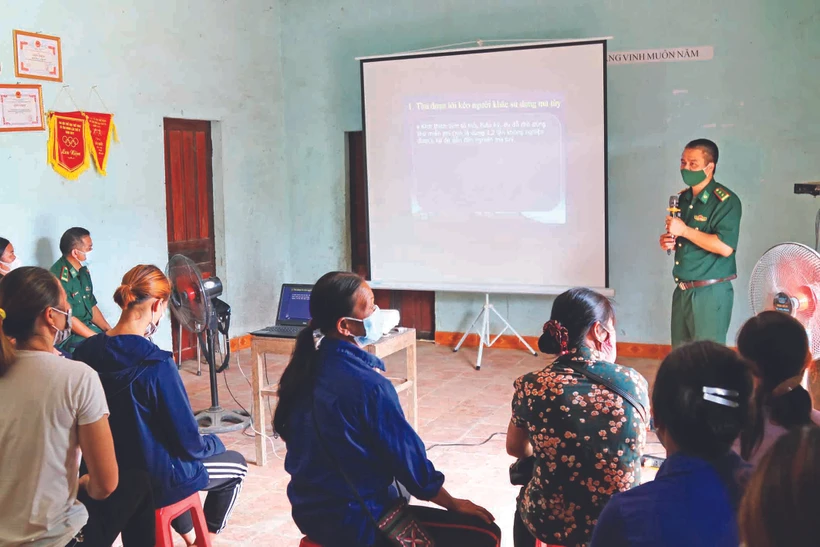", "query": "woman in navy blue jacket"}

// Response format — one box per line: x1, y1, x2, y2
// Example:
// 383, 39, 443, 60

589, 341, 754, 547
274, 271, 500, 547
74, 265, 247, 546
